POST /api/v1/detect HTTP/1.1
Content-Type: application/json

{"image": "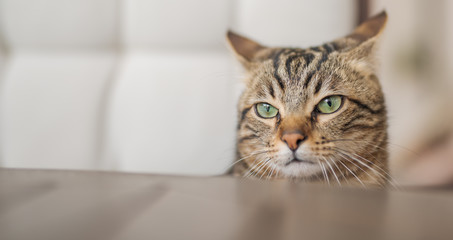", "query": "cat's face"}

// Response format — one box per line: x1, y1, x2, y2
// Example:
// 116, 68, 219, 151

229, 12, 389, 186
